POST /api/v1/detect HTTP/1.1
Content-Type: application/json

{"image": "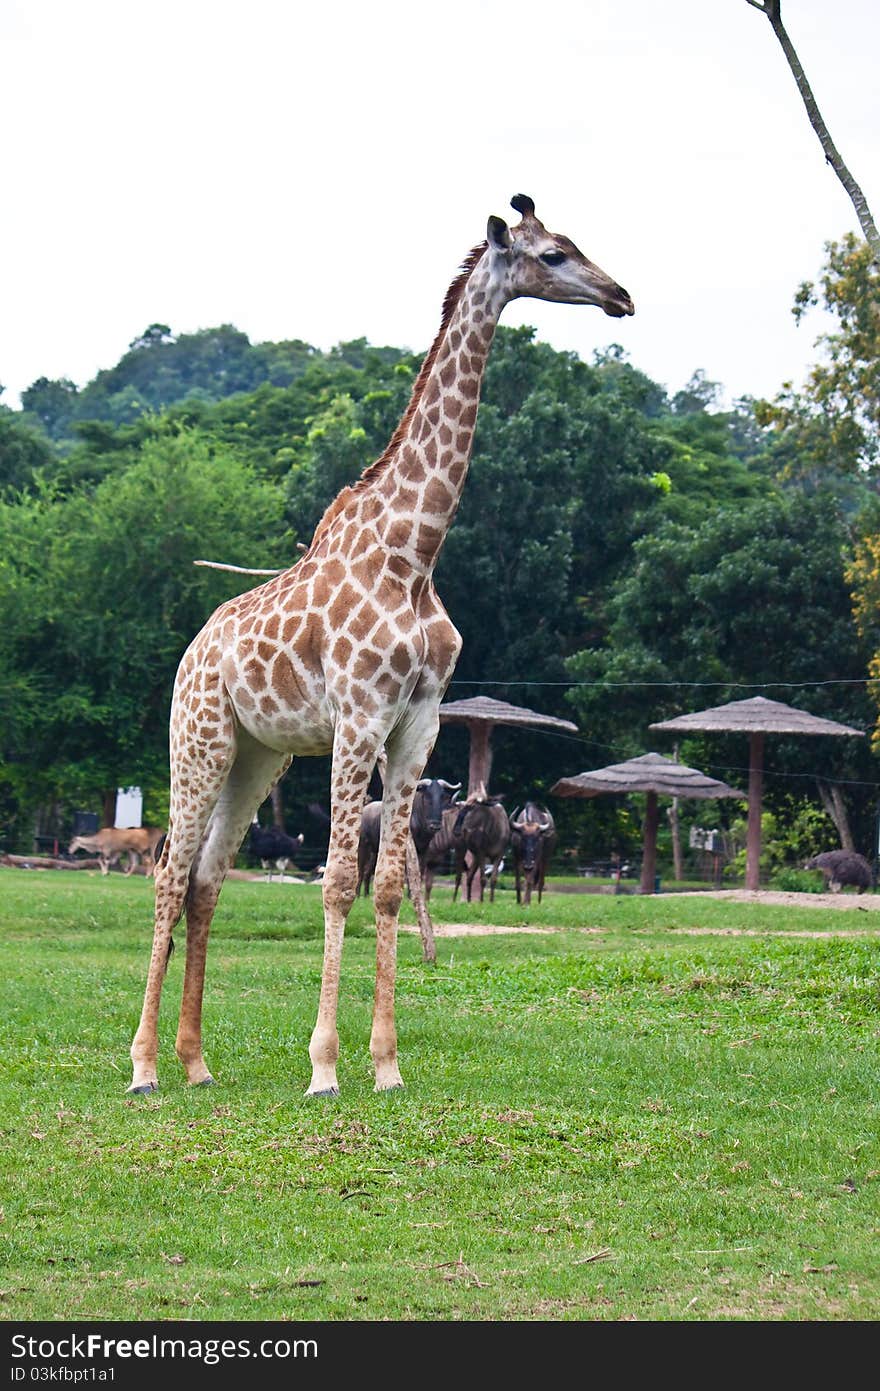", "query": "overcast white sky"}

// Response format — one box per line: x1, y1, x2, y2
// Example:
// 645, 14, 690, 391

2, 0, 878, 411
